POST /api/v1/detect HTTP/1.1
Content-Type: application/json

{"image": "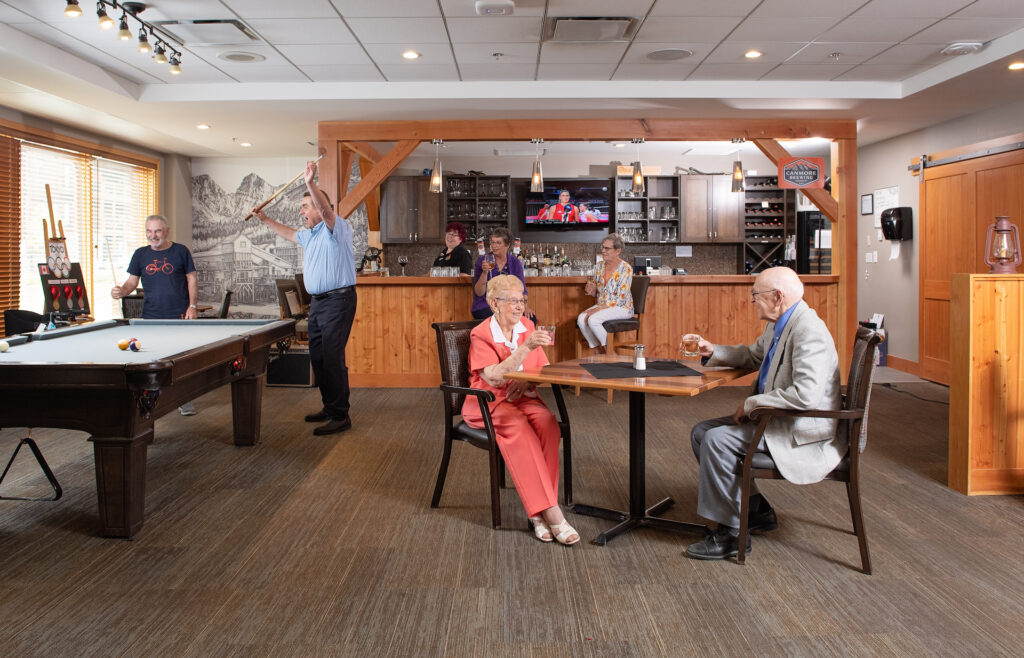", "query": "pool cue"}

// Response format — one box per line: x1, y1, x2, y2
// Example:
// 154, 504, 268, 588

45, 184, 58, 237
243, 147, 327, 221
